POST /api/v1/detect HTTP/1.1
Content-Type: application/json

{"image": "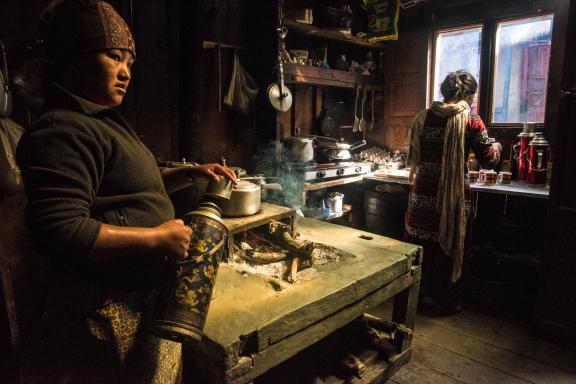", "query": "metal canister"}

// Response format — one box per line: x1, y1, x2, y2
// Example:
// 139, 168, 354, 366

152, 201, 228, 343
